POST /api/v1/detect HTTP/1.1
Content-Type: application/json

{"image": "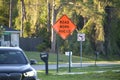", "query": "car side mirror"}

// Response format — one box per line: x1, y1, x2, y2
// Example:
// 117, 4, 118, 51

30, 59, 37, 65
